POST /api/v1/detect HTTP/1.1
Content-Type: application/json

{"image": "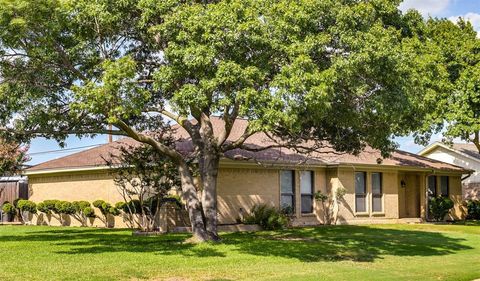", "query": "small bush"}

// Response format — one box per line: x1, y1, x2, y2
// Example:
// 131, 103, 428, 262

83, 207, 96, 218
16, 200, 37, 224
55, 201, 75, 215
72, 201, 91, 213
93, 199, 119, 227
36, 202, 50, 214
42, 200, 61, 214
466, 200, 480, 220
2, 202, 16, 216
244, 204, 289, 230
429, 196, 454, 222
16, 200, 37, 213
